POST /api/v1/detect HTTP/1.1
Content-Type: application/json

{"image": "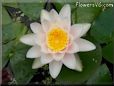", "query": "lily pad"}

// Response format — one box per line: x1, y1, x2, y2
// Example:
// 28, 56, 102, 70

19, 3, 44, 20
3, 3, 19, 8
102, 43, 114, 64
56, 37, 102, 84
2, 6, 12, 25
2, 22, 27, 44
86, 64, 112, 84
10, 43, 36, 84
90, 7, 114, 44
2, 22, 27, 68
2, 41, 14, 68
76, 7, 102, 23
